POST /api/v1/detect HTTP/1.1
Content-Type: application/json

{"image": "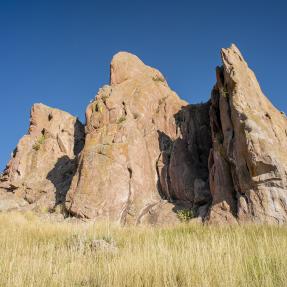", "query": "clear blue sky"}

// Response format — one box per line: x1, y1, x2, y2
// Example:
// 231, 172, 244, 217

0, 0, 286, 170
